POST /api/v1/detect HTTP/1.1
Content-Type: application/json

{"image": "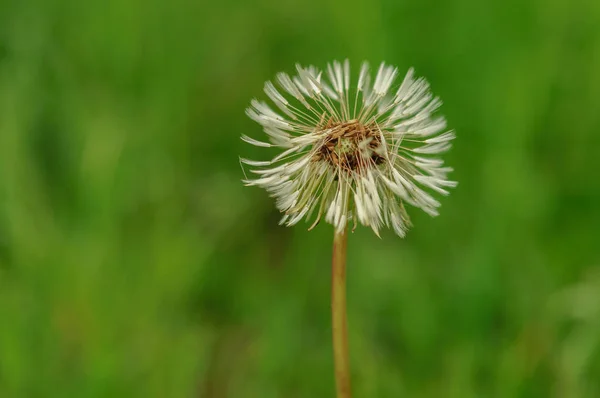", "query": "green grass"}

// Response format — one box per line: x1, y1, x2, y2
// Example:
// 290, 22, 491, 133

1, 0, 599, 396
